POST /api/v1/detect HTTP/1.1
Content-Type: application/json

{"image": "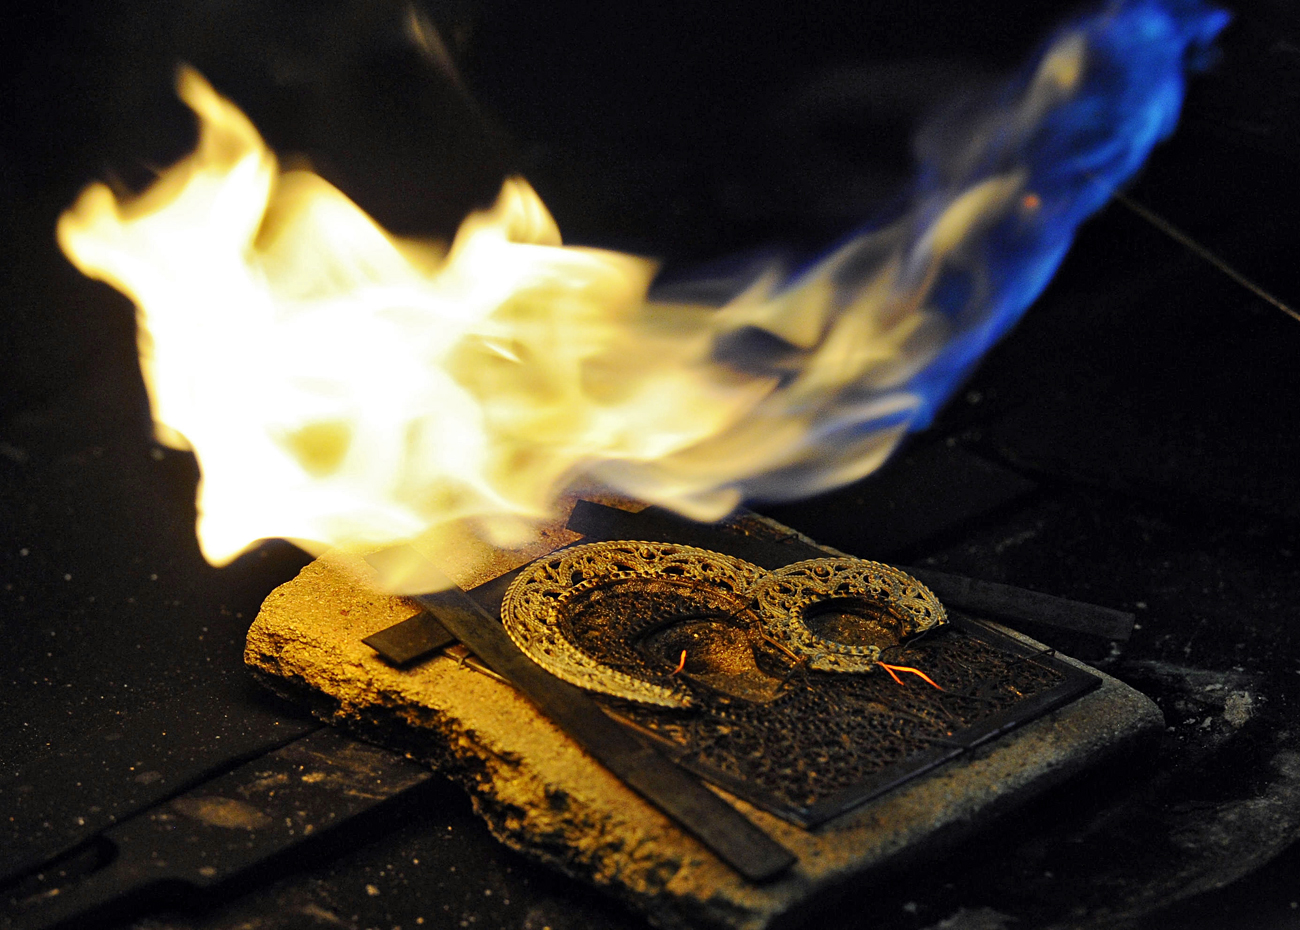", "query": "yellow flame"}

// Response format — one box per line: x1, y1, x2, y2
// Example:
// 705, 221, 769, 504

58, 68, 971, 567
